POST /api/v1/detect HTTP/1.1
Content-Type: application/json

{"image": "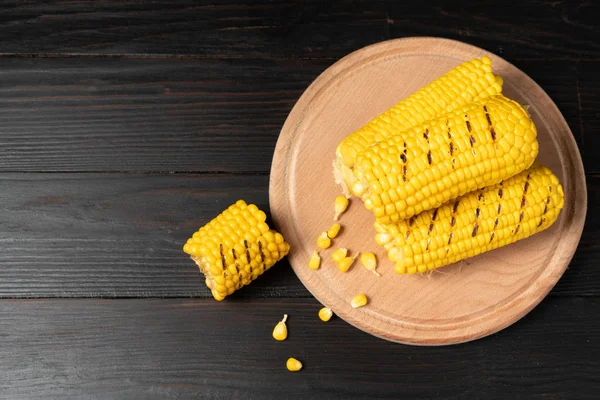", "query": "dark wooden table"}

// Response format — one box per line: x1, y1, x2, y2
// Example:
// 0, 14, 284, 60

0, 1, 598, 399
